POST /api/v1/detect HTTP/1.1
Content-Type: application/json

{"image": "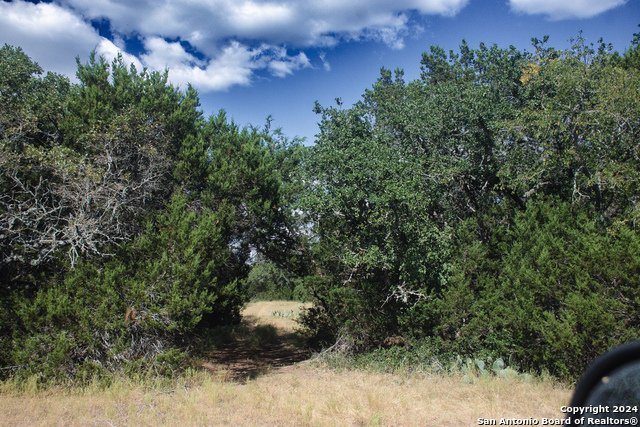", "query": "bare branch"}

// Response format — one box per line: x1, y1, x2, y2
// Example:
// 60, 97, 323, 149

0, 111, 171, 270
